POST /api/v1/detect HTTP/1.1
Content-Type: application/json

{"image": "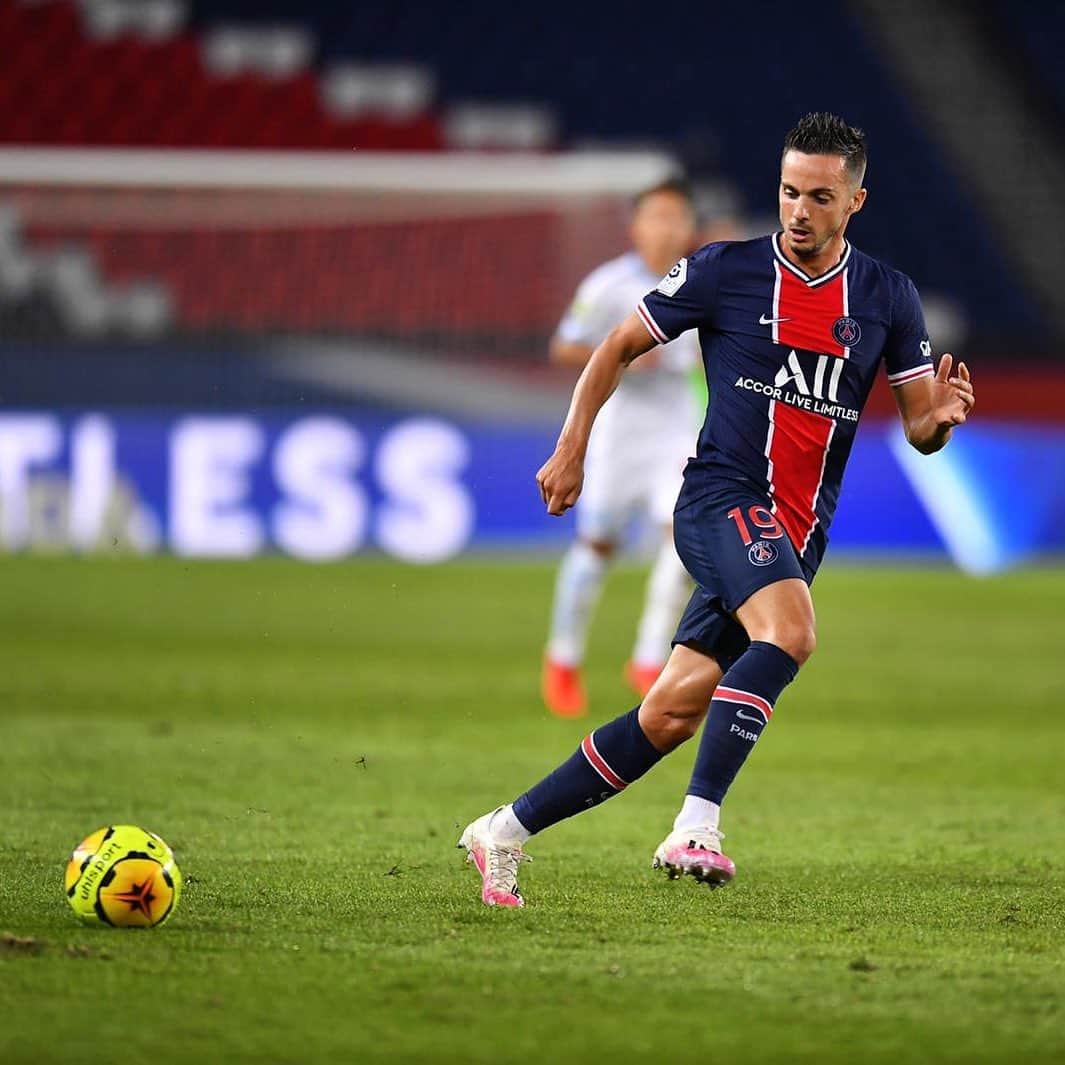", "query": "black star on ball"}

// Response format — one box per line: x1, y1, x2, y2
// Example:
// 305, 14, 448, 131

111, 876, 157, 917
